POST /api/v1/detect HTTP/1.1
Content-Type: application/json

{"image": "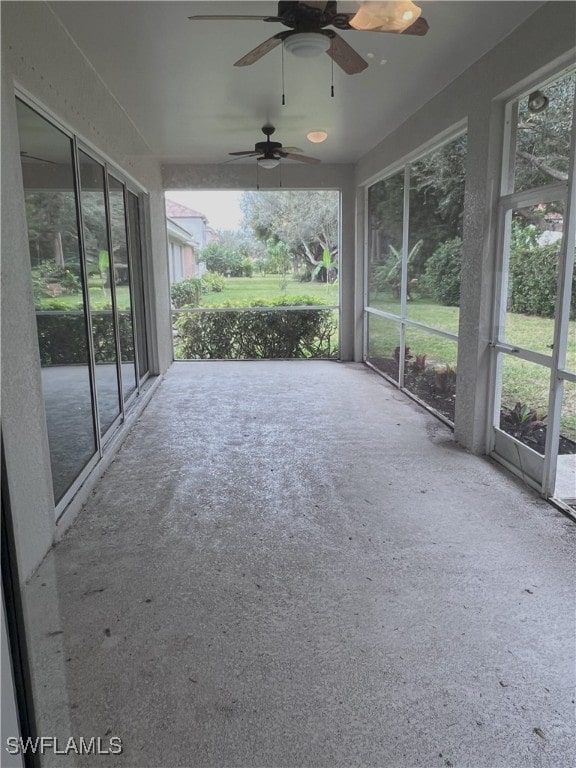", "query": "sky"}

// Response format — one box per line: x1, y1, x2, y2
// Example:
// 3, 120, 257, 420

164, 190, 244, 232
